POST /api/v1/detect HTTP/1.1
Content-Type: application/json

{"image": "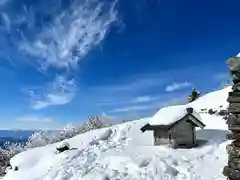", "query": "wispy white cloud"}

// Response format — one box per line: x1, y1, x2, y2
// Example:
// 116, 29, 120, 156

1, 0, 118, 109
111, 95, 187, 116
12, 115, 65, 130
91, 73, 168, 108
15, 116, 53, 123
213, 72, 233, 89
28, 75, 77, 109
92, 73, 167, 97
132, 95, 160, 103
112, 99, 168, 113
112, 104, 156, 113
0, 12, 11, 31
19, 0, 118, 70
165, 81, 192, 92
166, 96, 187, 106
0, 0, 11, 6
213, 72, 231, 81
